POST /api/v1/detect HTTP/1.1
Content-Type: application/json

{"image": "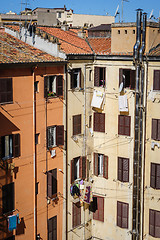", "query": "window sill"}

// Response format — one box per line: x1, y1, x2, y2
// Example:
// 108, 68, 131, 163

2, 156, 13, 161
0, 101, 13, 105
71, 88, 84, 91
